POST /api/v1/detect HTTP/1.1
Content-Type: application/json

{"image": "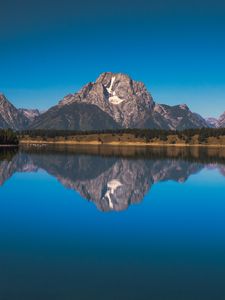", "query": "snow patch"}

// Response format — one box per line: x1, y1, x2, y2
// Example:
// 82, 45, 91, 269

109, 95, 124, 105
107, 76, 116, 94
106, 76, 124, 105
